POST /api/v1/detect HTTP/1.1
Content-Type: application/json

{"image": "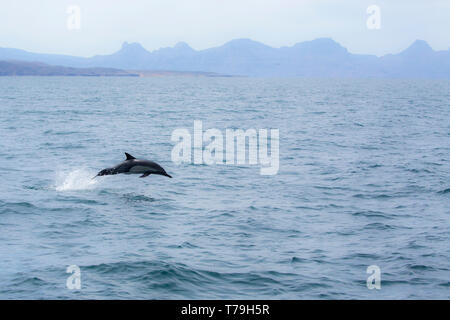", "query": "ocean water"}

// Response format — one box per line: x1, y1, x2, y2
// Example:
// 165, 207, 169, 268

0, 76, 449, 299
